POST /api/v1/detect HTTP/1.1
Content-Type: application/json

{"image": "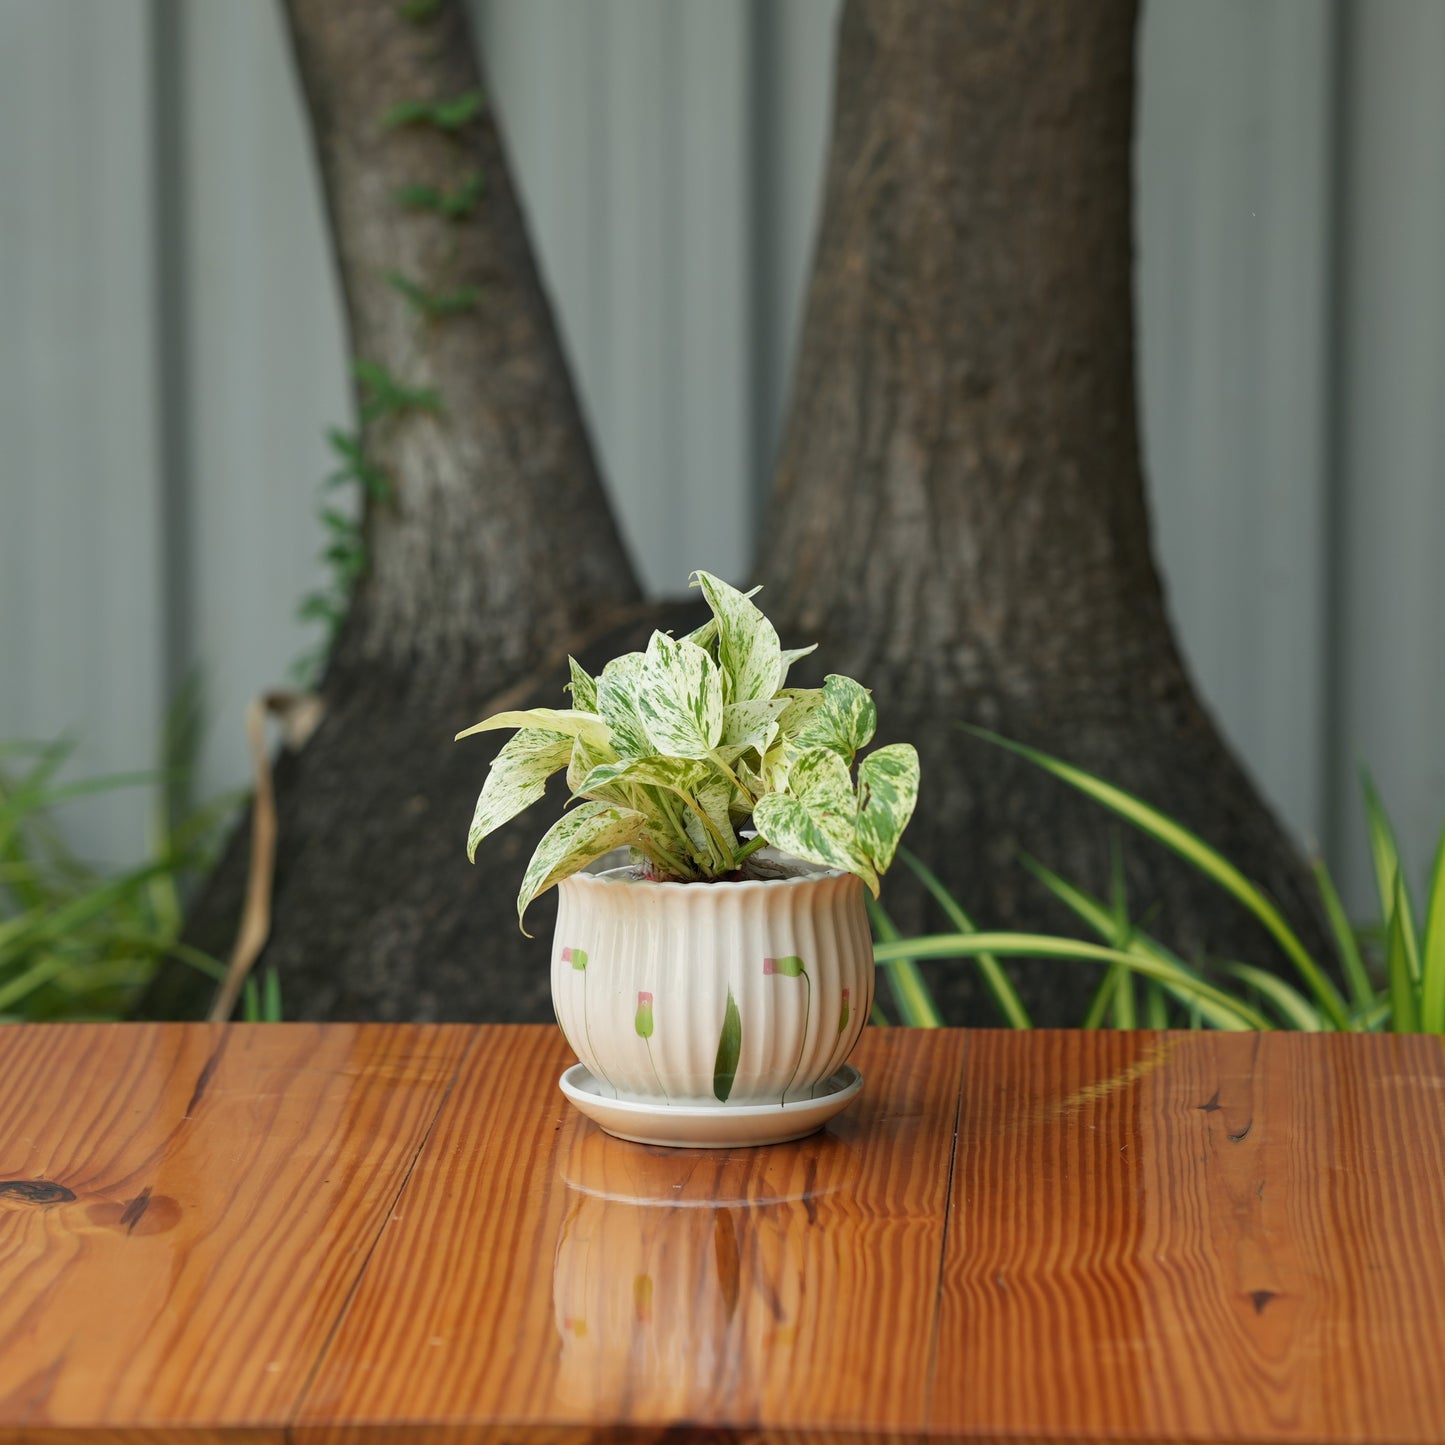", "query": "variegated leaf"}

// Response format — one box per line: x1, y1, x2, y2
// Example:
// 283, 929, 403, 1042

789, 745, 858, 812
597, 652, 653, 759
455, 707, 611, 750
567, 728, 623, 799
573, 754, 713, 802
684, 771, 739, 861
753, 745, 878, 894
777, 642, 818, 690
719, 698, 788, 760
692, 570, 783, 704
566, 656, 598, 713
775, 688, 825, 740
854, 742, 920, 872
685, 580, 763, 654
777, 674, 876, 762
753, 792, 879, 896
517, 801, 648, 930
466, 727, 573, 862
734, 755, 767, 809
635, 630, 724, 759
